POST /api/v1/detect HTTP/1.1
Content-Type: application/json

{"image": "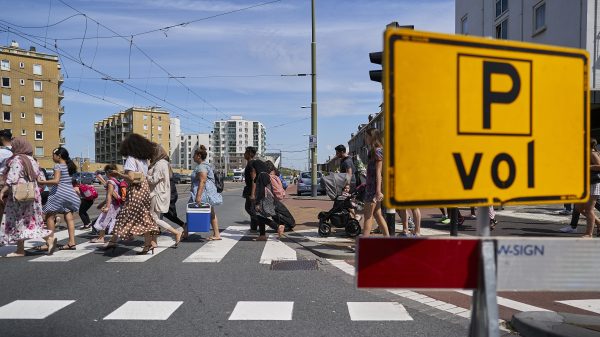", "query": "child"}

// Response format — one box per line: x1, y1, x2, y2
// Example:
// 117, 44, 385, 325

342, 185, 361, 221
89, 164, 122, 243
